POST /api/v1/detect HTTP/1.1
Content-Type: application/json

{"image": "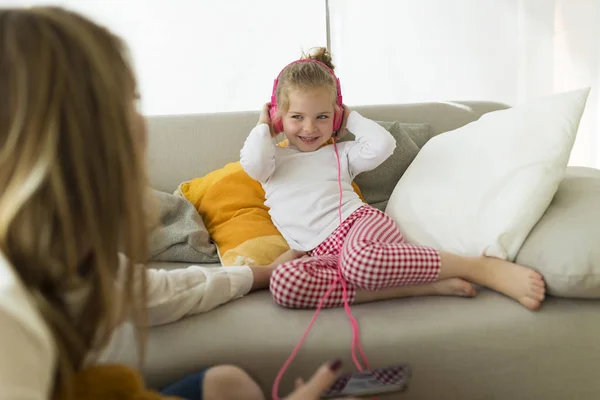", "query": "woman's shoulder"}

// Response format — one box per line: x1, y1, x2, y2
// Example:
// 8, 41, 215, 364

0, 251, 56, 387
0, 252, 49, 330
